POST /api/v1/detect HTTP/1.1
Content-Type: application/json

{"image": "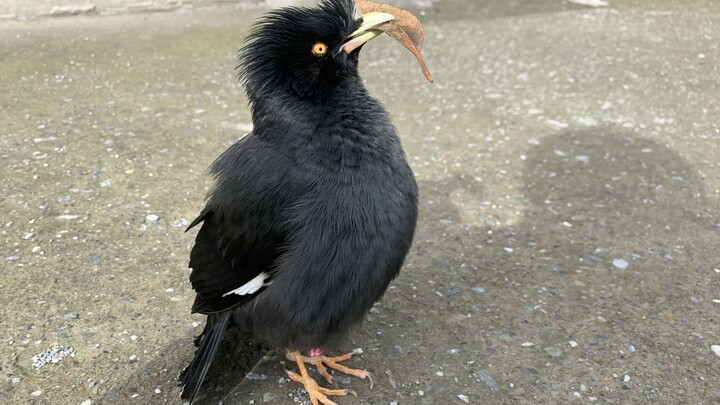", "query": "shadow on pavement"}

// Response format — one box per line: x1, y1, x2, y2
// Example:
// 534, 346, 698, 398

110, 128, 718, 404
